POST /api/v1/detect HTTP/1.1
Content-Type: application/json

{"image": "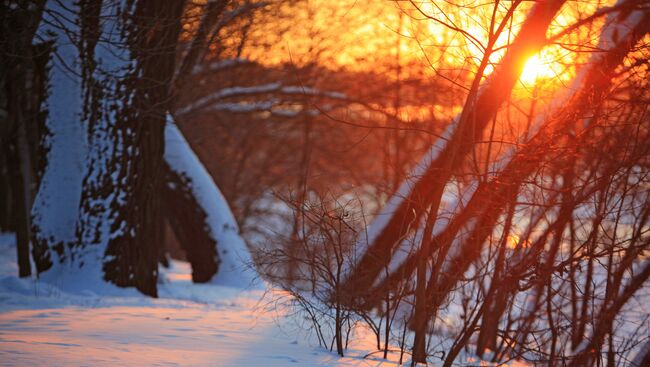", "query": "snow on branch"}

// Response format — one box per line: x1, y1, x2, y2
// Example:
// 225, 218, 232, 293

176, 83, 347, 116
191, 57, 251, 75
215, 1, 270, 31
